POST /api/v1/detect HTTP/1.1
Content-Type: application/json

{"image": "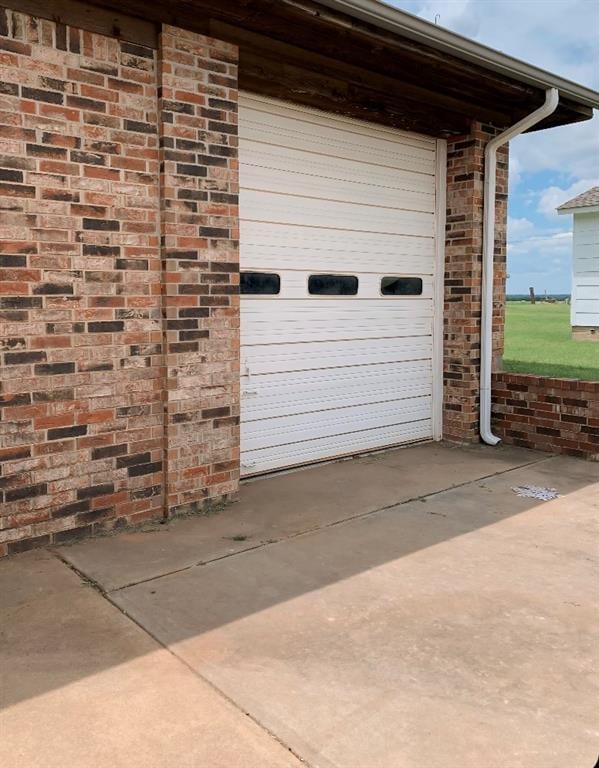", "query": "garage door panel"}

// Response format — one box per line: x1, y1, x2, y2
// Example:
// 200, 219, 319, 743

242, 338, 433, 376
242, 189, 434, 236
241, 94, 436, 150
242, 396, 431, 452
242, 361, 432, 394
239, 94, 440, 476
242, 321, 431, 340
240, 121, 435, 176
241, 421, 433, 474
242, 321, 431, 345
240, 104, 436, 175
241, 222, 435, 254
240, 224, 435, 273
242, 244, 435, 275
243, 299, 432, 343
241, 160, 435, 213
241, 142, 435, 194
242, 363, 432, 421
242, 296, 434, 314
